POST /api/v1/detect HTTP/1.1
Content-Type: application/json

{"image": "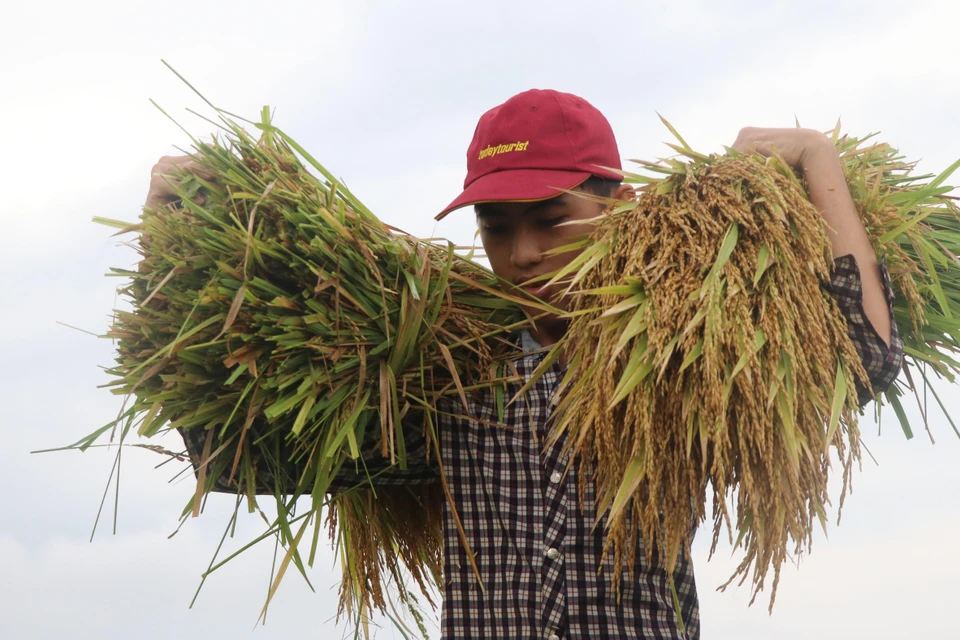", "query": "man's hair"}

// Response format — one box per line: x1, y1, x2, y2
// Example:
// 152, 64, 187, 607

473, 175, 621, 217
578, 175, 622, 198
